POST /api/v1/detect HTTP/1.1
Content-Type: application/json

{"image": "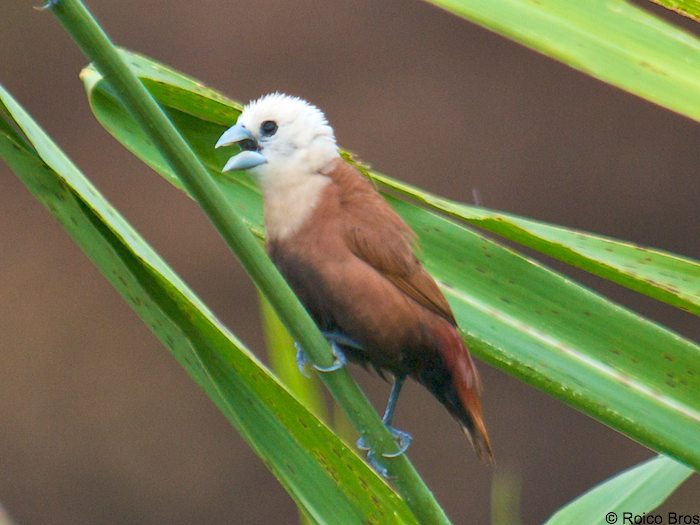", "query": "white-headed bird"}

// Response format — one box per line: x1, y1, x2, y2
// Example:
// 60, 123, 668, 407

216, 94, 492, 467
